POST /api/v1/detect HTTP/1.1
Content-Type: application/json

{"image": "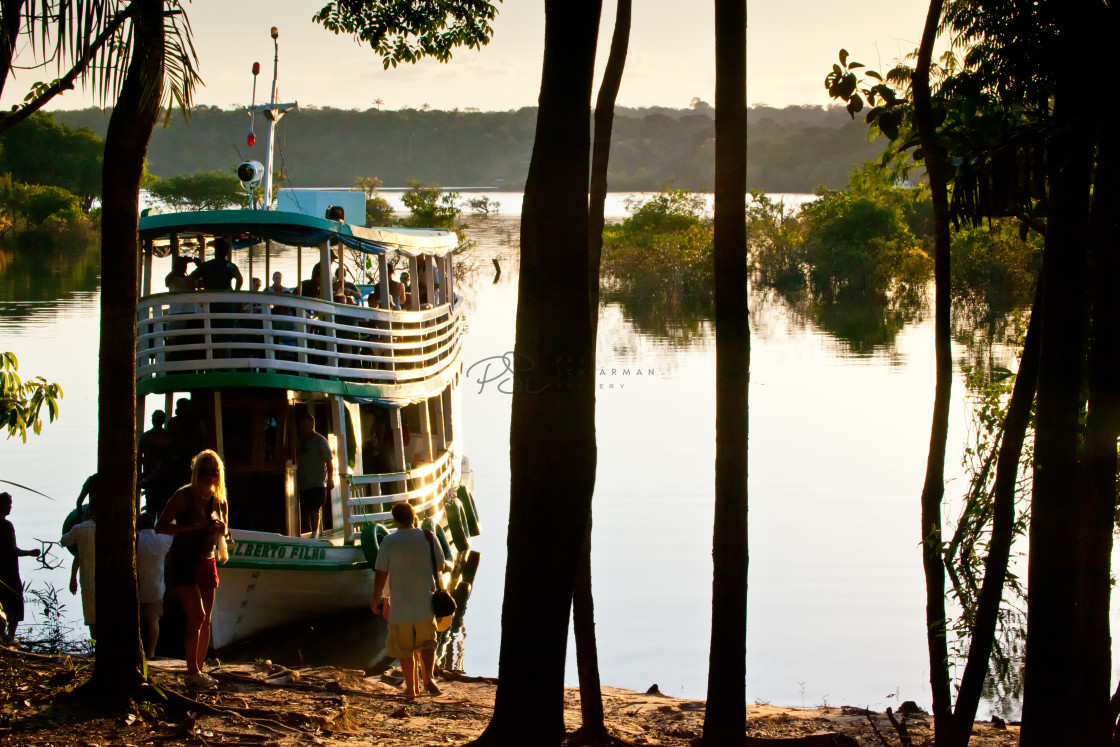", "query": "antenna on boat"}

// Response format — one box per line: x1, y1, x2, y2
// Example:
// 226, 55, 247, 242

245, 26, 297, 210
